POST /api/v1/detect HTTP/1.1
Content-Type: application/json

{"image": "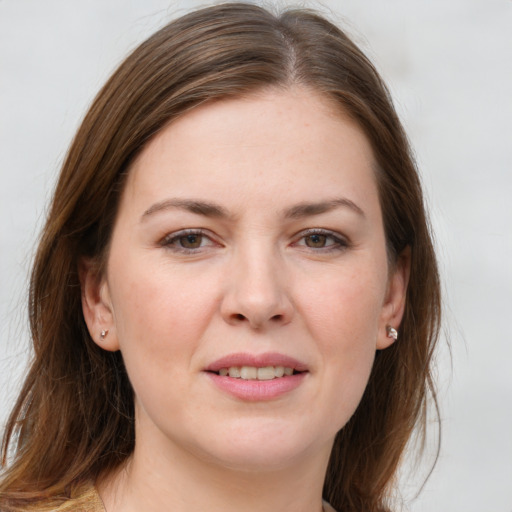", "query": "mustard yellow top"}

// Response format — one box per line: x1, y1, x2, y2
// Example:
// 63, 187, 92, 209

52, 486, 105, 512
19, 485, 104, 512
23, 485, 337, 512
